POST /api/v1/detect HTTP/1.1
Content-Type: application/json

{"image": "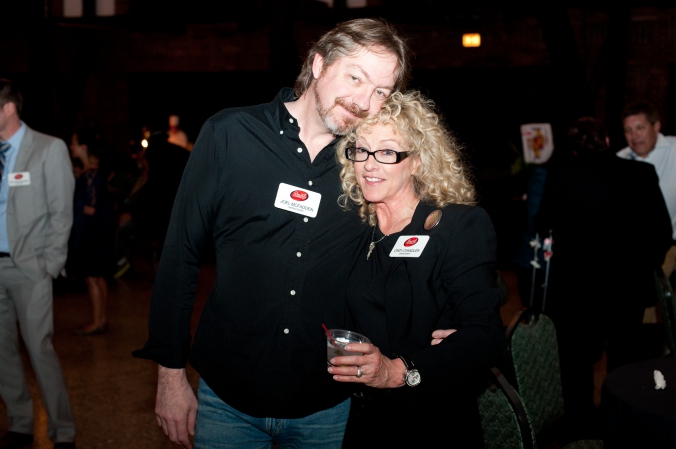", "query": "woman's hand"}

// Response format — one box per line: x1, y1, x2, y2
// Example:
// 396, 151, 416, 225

430, 328, 457, 345
328, 343, 406, 389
